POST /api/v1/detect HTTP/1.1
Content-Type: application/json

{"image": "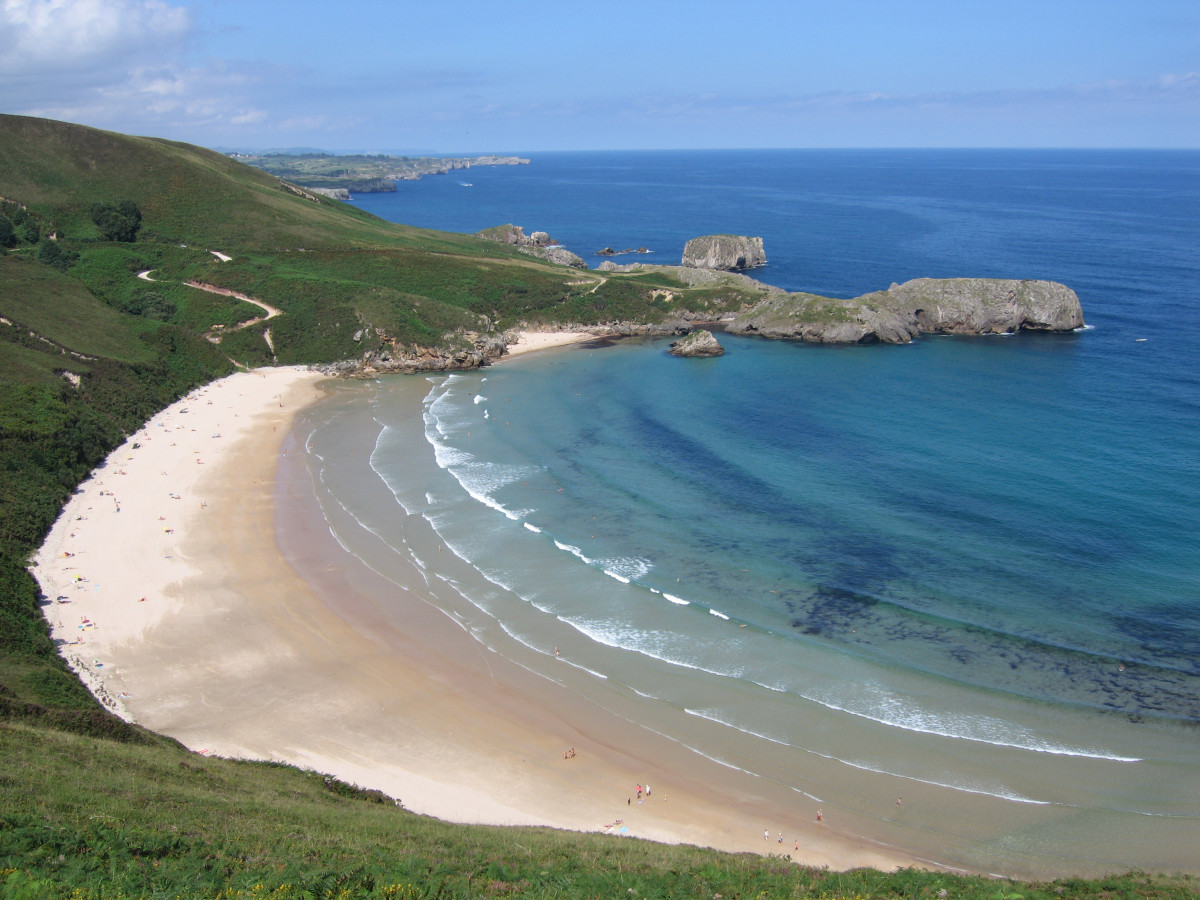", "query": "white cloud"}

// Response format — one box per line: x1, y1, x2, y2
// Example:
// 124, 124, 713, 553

0, 0, 190, 77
